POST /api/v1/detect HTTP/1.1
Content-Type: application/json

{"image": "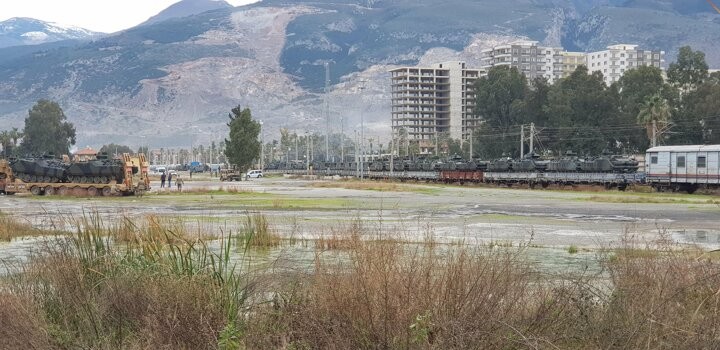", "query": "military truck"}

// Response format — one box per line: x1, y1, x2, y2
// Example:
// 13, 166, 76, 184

219, 168, 244, 181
